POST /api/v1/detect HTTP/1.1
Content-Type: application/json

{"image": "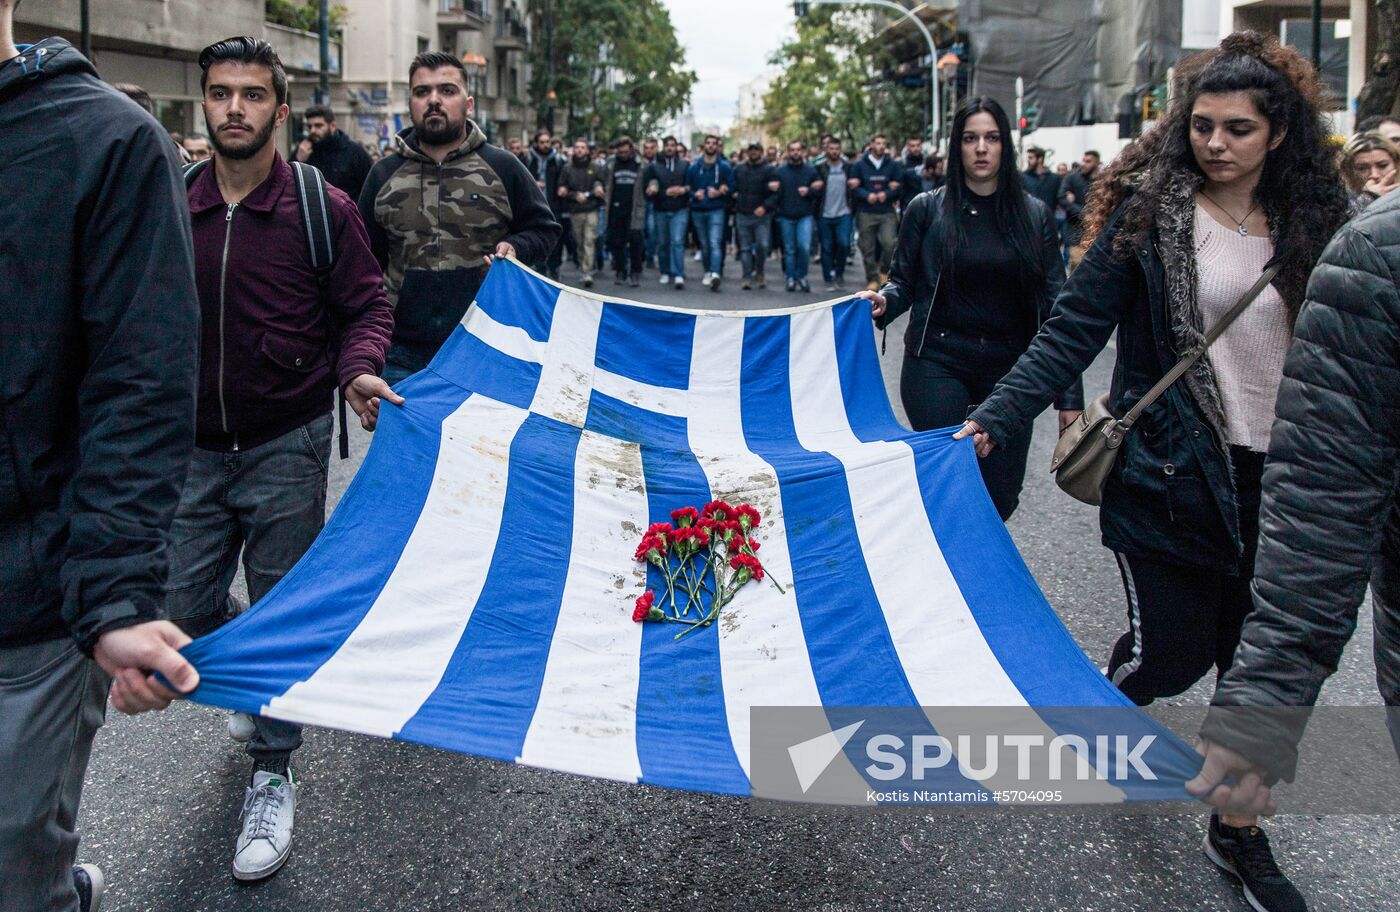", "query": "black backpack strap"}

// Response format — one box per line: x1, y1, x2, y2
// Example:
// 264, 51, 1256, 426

289, 161, 351, 459
183, 158, 210, 188
289, 161, 335, 276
